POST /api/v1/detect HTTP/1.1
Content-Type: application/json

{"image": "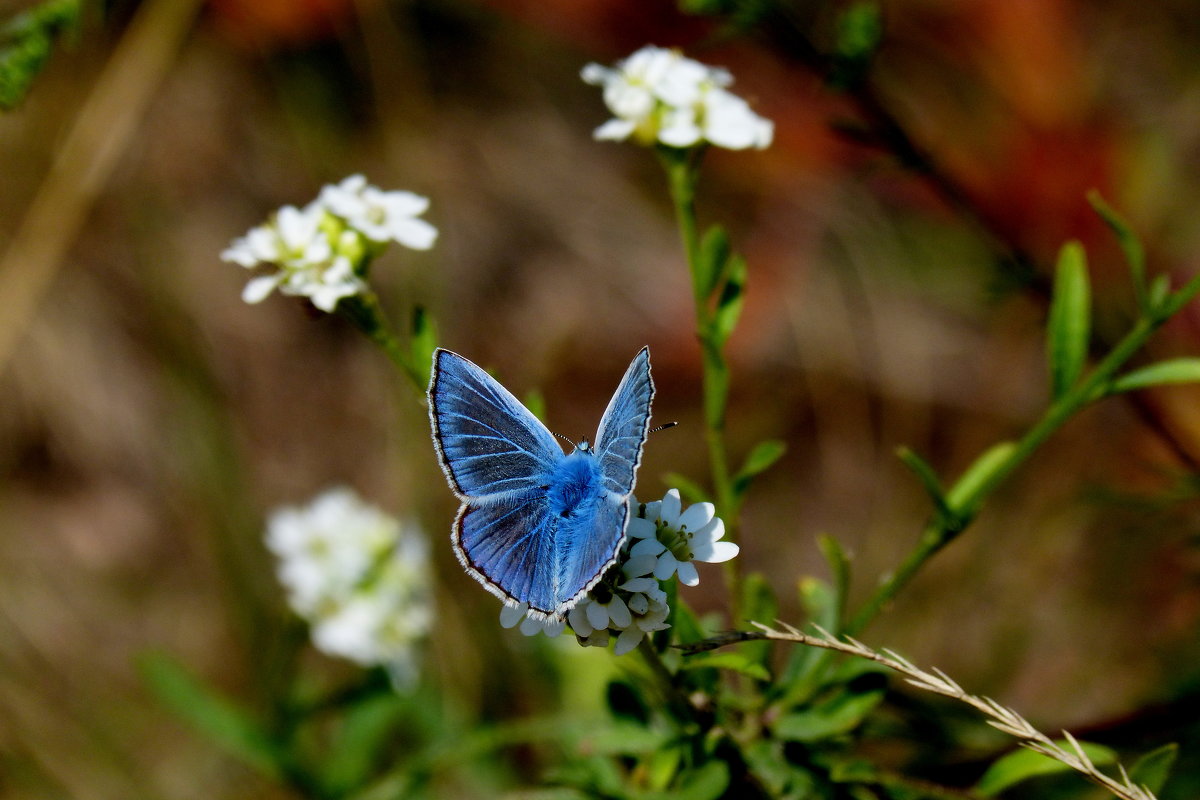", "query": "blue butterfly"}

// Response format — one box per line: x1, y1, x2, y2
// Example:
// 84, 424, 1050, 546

428, 347, 654, 620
